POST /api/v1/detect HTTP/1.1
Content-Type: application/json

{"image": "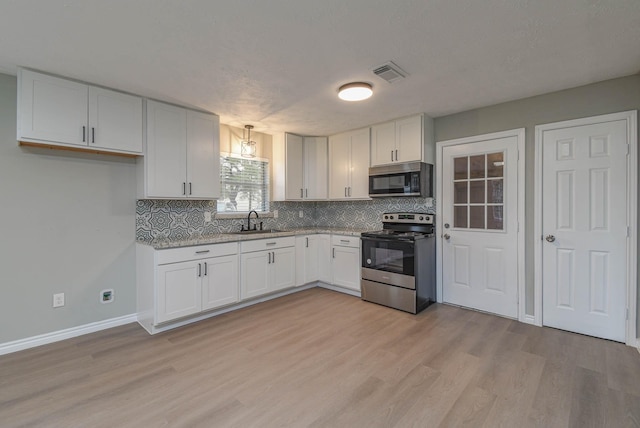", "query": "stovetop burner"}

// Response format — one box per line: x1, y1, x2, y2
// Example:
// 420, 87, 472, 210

361, 212, 435, 240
